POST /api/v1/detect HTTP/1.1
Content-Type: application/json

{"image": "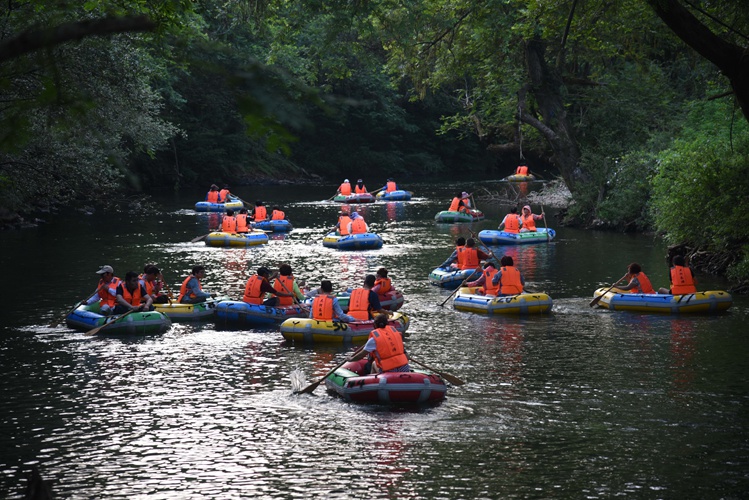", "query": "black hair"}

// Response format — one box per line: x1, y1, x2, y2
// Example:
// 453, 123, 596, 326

510, 207, 518, 214
226, 209, 234, 216
500, 256, 514, 266
321, 280, 333, 293
466, 238, 475, 247
376, 268, 388, 278
373, 313, 389, 328
456, 237, 466, 246
125, 271, 139, 281
672, 255, 686, 267
279, 264, 292, 276
192, 265, 205, 275
628, 263, 642, 274
364, 275, 376, 287
143, 264, 160, 275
